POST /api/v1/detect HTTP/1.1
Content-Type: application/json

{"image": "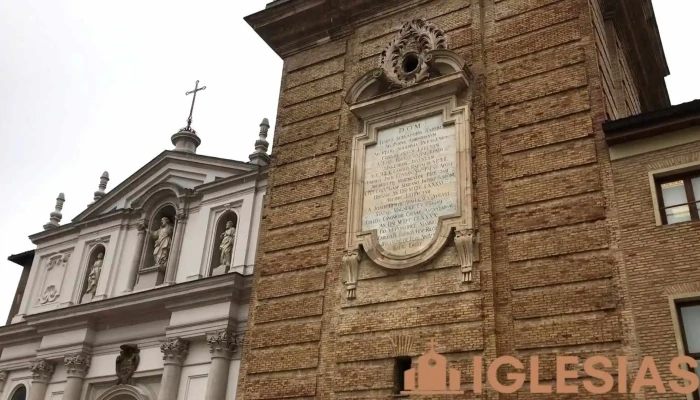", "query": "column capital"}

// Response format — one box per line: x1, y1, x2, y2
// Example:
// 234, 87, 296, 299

160, 338, 189, 365
206, 330, 237, 359
30, 359, 56, 383
64, 353, 92, 378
